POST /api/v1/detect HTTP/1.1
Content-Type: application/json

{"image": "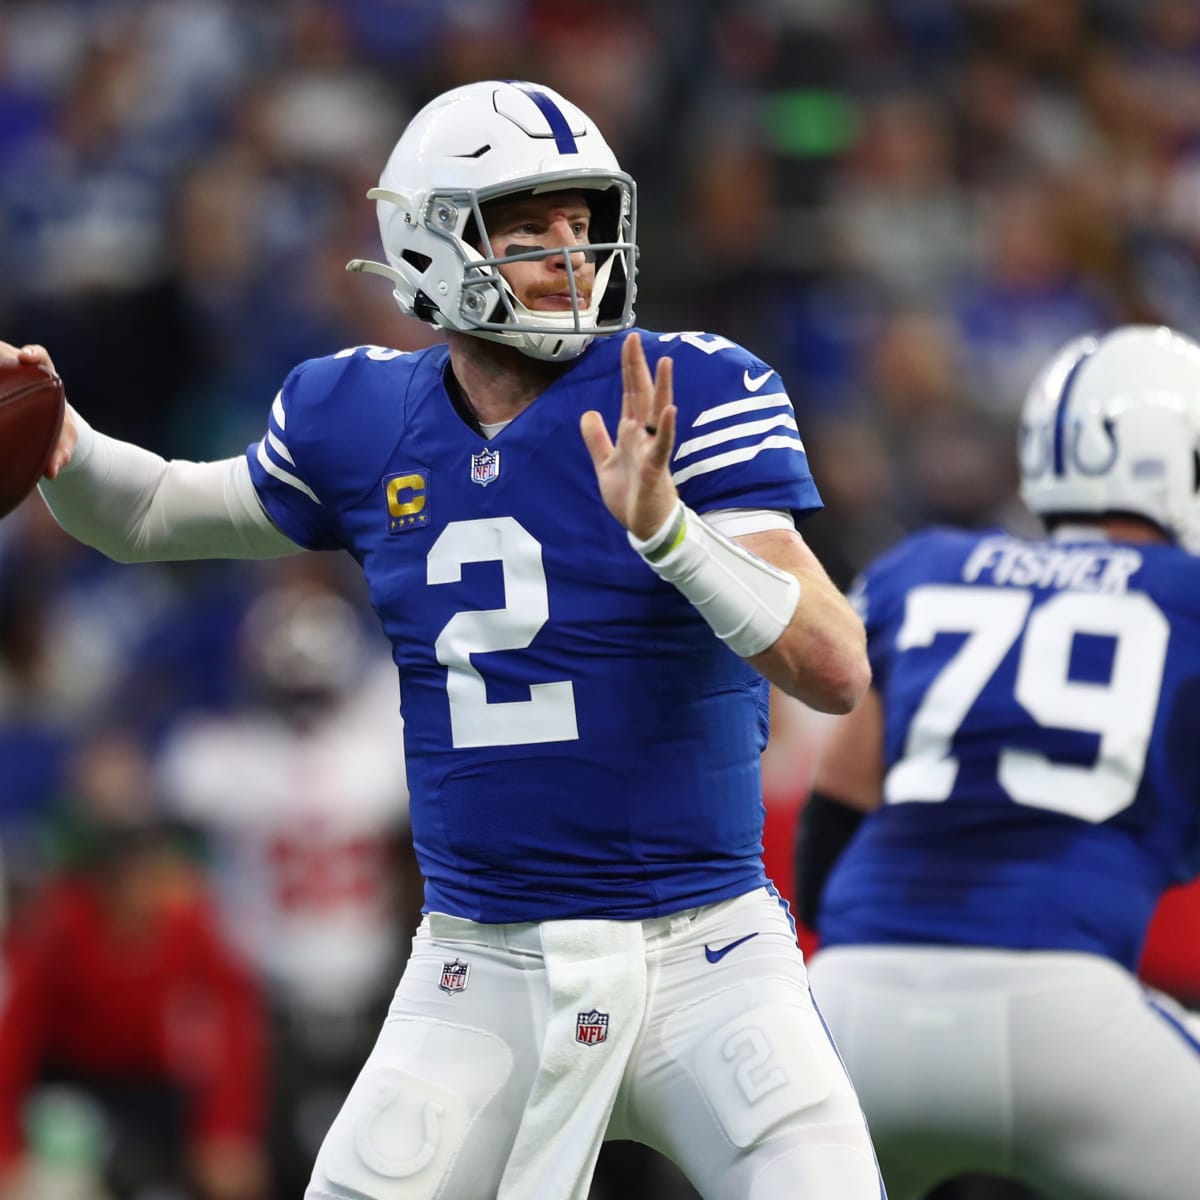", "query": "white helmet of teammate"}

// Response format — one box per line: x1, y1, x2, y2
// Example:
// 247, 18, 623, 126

1019, 324, 1200, 553
347, 80, 637, 361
